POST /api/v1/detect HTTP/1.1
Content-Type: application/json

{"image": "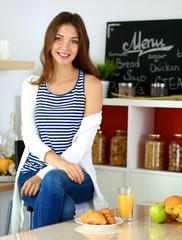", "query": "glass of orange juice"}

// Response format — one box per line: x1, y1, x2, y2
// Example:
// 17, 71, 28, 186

118, 186, 134, 221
